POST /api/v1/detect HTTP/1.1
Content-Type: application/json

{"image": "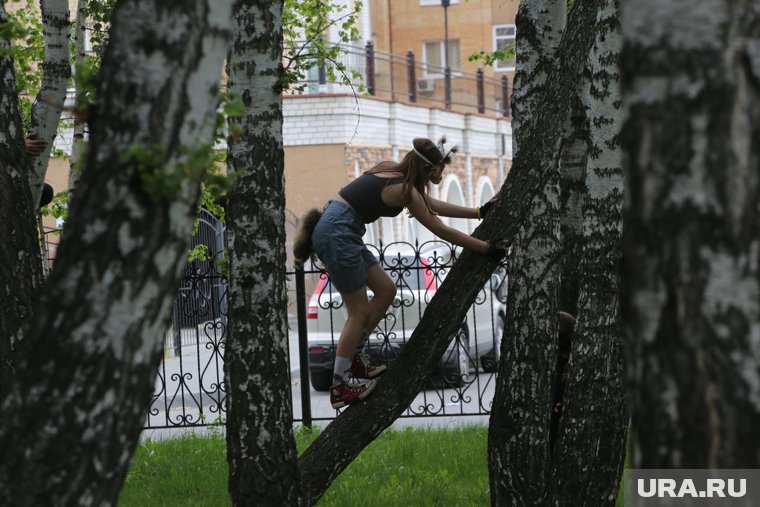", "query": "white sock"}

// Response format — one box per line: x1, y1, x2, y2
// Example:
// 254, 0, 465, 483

333, 355, 352, 385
